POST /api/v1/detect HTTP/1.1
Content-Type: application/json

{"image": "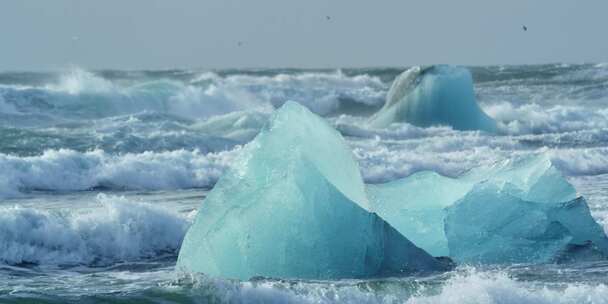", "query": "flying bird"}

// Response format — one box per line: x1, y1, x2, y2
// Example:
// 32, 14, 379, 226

326, 15, 331, 21
522, 25, 527, 31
